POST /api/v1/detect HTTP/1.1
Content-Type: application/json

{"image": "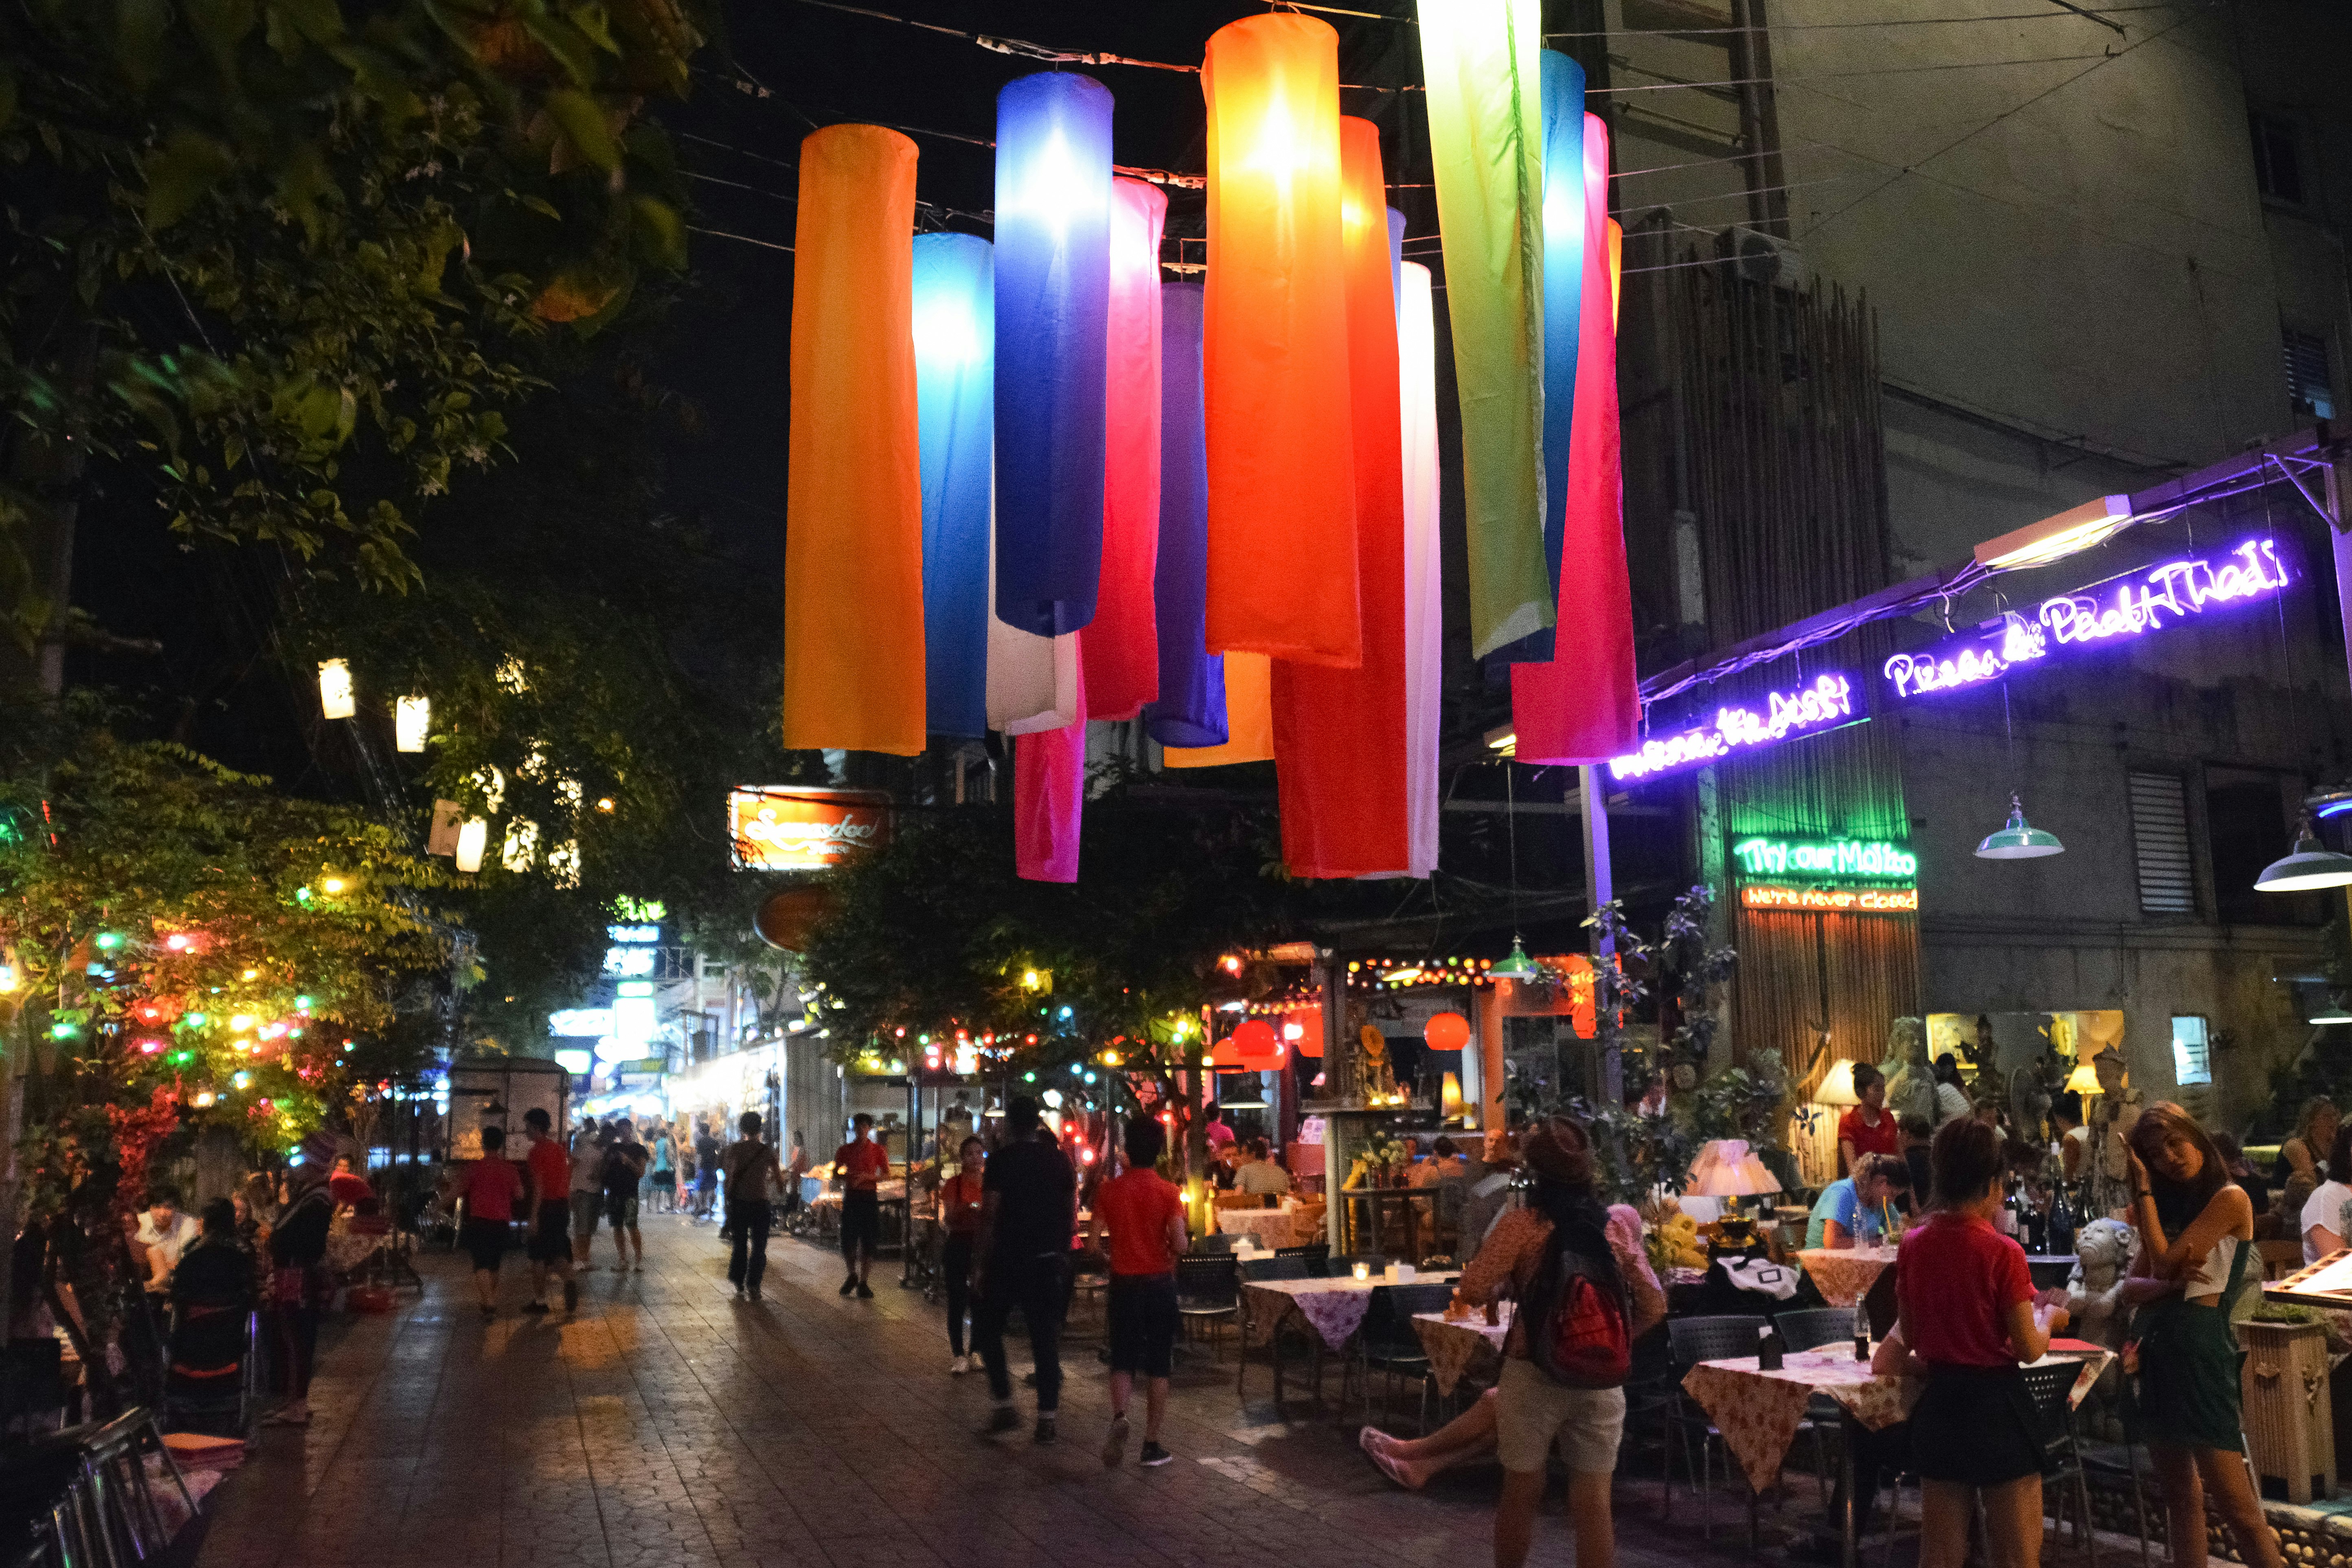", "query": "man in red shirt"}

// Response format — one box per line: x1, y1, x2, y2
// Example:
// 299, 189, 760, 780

1839, 1061, 1902, 1174
520, 1107, 578, 1315
1087, 1116, 1189, 1468
445, 1125, 525, 1319
834, 1113, 891, 1298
